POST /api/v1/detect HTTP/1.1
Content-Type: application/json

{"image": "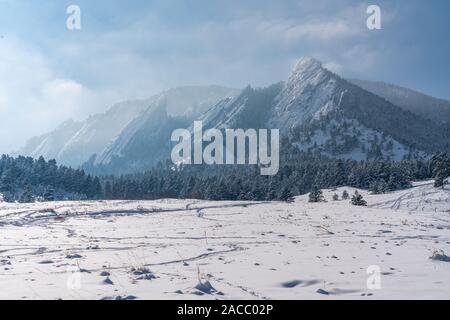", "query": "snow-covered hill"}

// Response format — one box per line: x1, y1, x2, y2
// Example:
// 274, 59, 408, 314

0, 182, 448, 299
